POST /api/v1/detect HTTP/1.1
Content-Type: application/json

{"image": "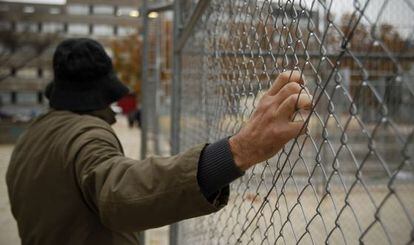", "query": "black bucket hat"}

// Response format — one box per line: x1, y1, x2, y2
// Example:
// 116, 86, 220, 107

45, 38, 129, 111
